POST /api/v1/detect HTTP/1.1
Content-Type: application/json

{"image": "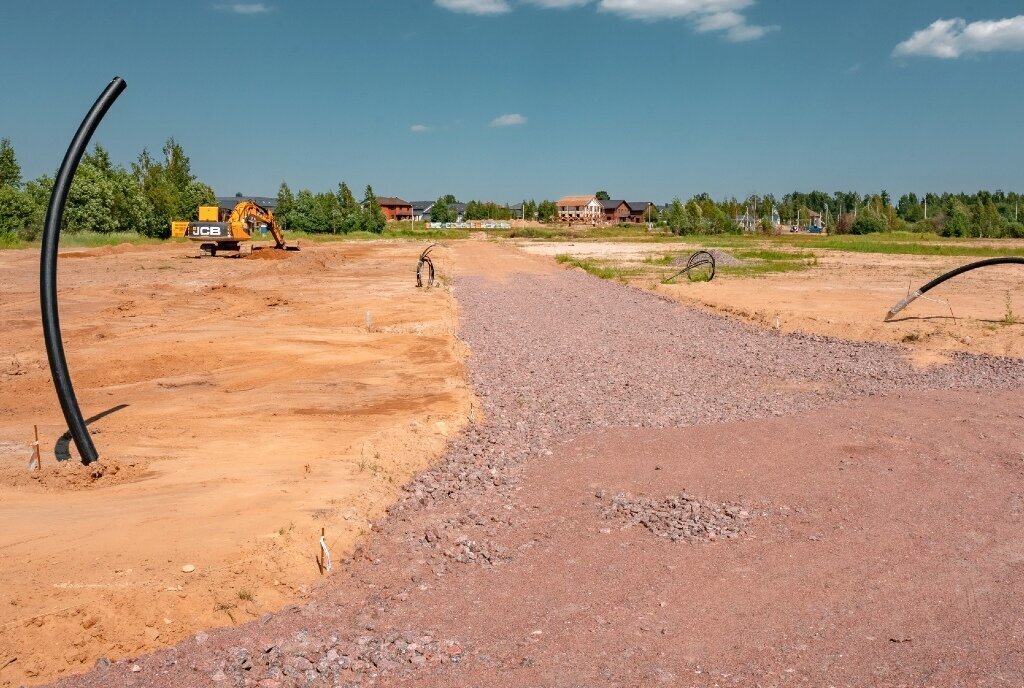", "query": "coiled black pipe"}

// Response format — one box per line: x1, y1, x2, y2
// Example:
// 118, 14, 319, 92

40, 76, 127, 464
416, 244, 436, 288
885, 256, 1024, 321
663, 250, 716, 284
